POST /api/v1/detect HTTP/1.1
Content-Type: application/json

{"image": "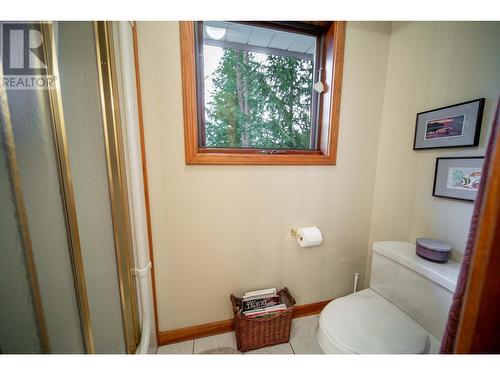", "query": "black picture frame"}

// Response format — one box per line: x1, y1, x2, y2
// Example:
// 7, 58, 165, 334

432, 156, 484, 202
413, 98, 485, 150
